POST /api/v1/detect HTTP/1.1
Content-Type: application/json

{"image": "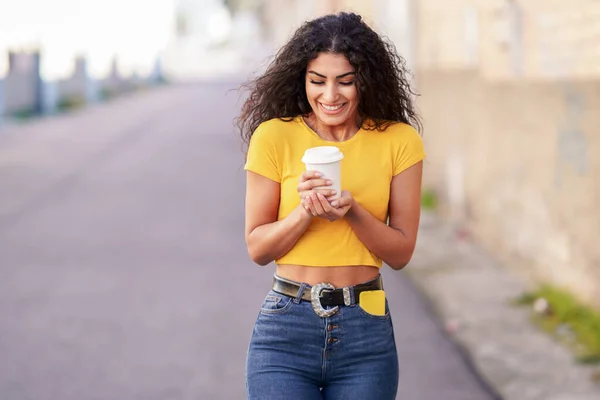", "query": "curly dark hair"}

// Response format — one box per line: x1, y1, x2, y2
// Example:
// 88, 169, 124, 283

236, 12, 422, 148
